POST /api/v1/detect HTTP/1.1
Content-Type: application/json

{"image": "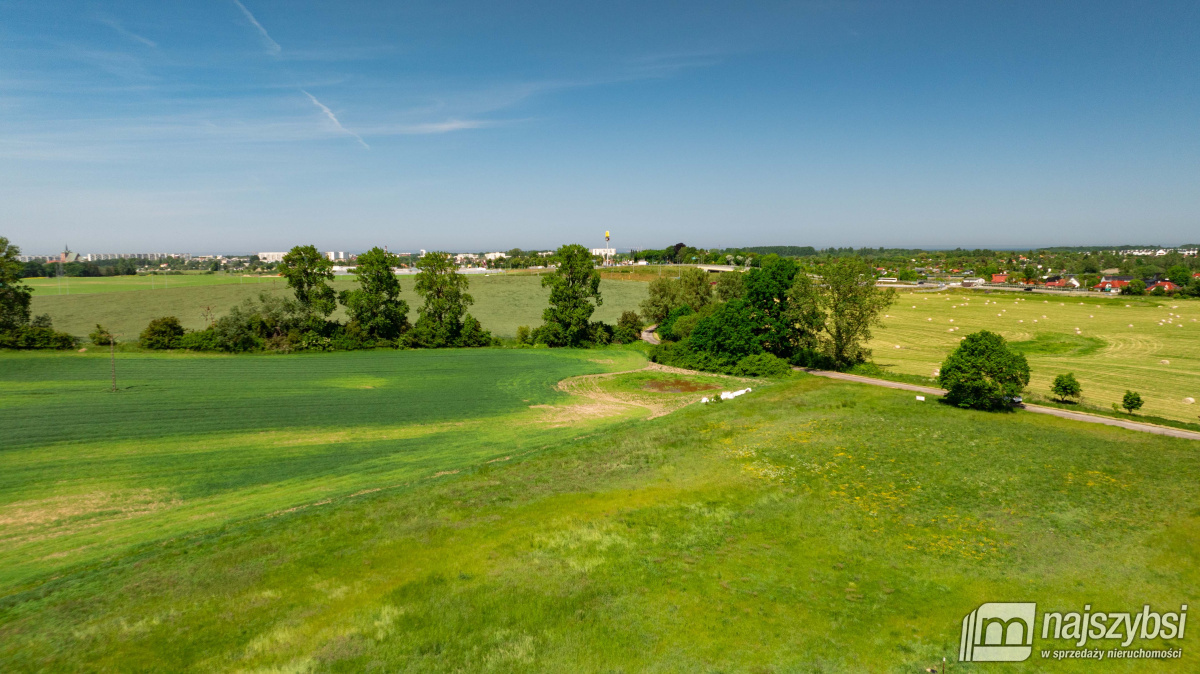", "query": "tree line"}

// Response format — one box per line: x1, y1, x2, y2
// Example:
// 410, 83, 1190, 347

644, 255, 897, 376
131, 243, 644, 353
